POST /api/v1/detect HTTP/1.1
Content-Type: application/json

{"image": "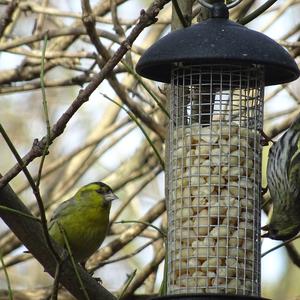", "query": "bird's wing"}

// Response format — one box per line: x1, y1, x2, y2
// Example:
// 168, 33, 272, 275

288, 139, 300, 198
48, 197, 76, 230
